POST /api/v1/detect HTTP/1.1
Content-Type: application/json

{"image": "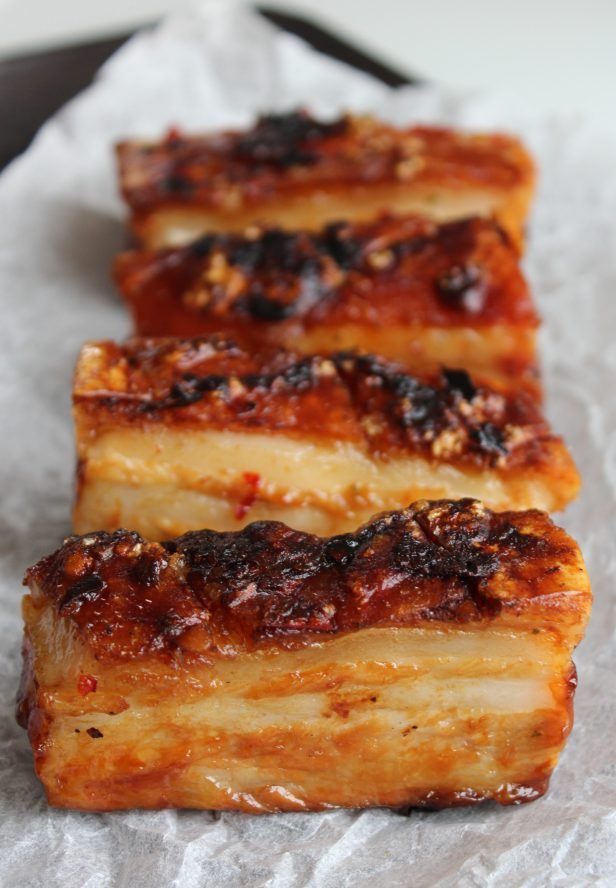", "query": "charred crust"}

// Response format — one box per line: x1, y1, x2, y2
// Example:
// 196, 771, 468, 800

115, 215, 537, 329
75, 338, 552, 469
117, 111, 534, 213
470, 422, 508, 455
441, 369, 477, 402
435, 263, 485, 313
242, 291, 295, 321
59, 573, 107, 614
322, 221, 365, 269
229, 111, 349, 167
24, 499, 572, 661
161, 175, 195, 195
